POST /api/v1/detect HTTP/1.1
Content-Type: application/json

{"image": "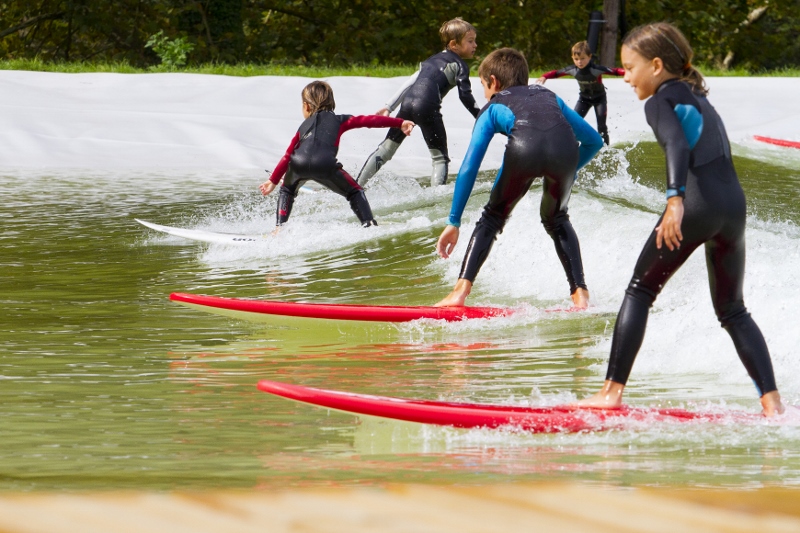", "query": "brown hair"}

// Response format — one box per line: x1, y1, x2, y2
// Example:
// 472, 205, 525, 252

571, 41, 592, 57
478, 48, 529, 90
623, 22, 708, 96
301, 81, 336, 114
440, 17, 477, 48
